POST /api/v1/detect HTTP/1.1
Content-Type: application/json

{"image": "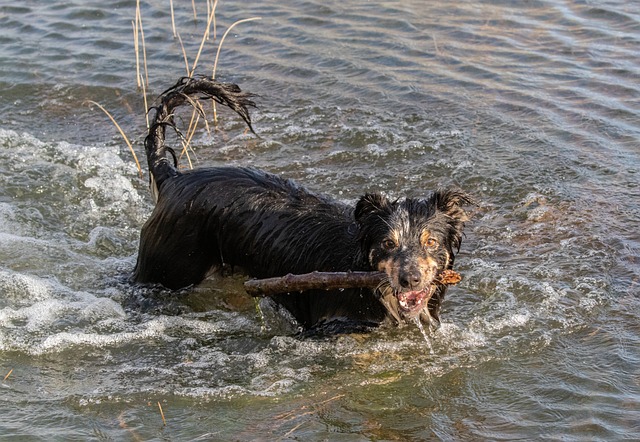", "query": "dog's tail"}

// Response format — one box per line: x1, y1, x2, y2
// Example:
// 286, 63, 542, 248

144, 76, 256, 197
